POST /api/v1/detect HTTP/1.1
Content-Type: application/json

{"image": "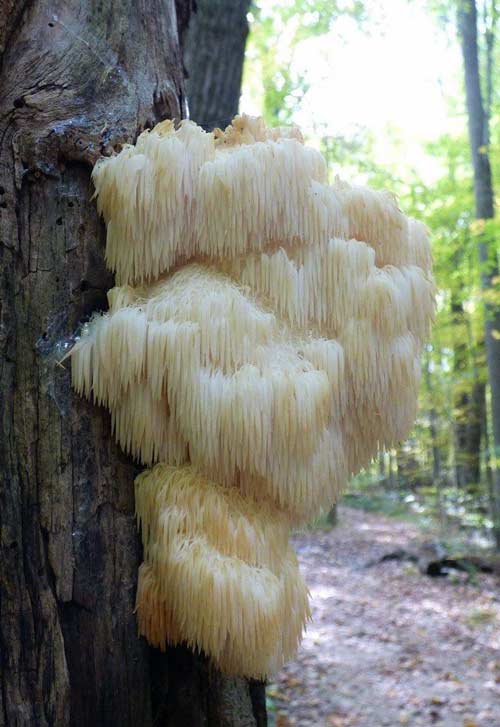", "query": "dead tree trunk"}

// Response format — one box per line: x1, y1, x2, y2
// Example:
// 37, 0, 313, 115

0, 2, 263, 724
